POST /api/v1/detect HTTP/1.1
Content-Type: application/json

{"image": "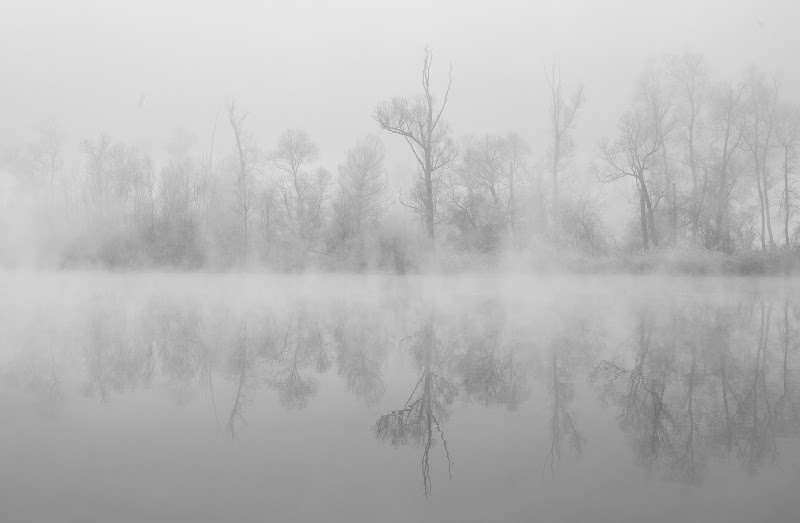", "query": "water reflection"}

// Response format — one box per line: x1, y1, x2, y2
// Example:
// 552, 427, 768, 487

2, 283, 800, 501
374, 314, 458, 497
268, 308, 324, 411
455, 301, 530, 410
591, 309, 676, 478
332, 309, 387, 406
